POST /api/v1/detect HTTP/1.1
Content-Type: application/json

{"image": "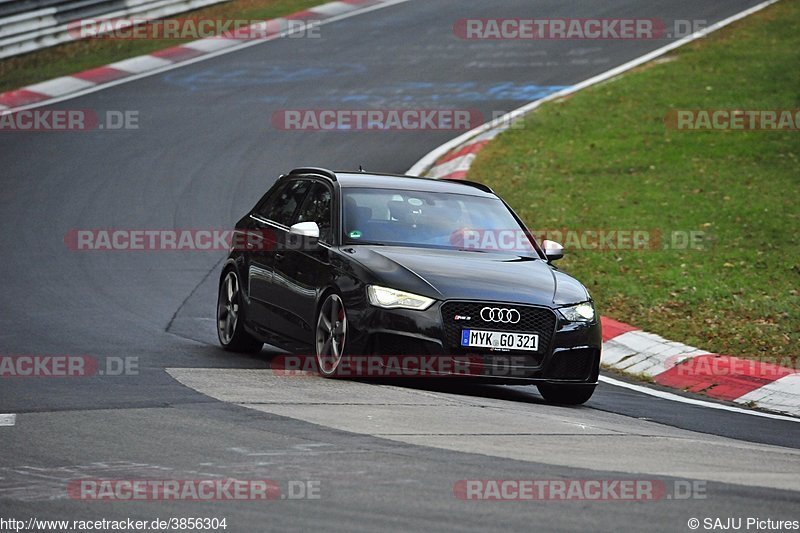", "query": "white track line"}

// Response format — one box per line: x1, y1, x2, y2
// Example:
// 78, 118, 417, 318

599, 376, 799, 423
408, 0, 781, 176
0, 0, 413, 116
0, 414, 16, 427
